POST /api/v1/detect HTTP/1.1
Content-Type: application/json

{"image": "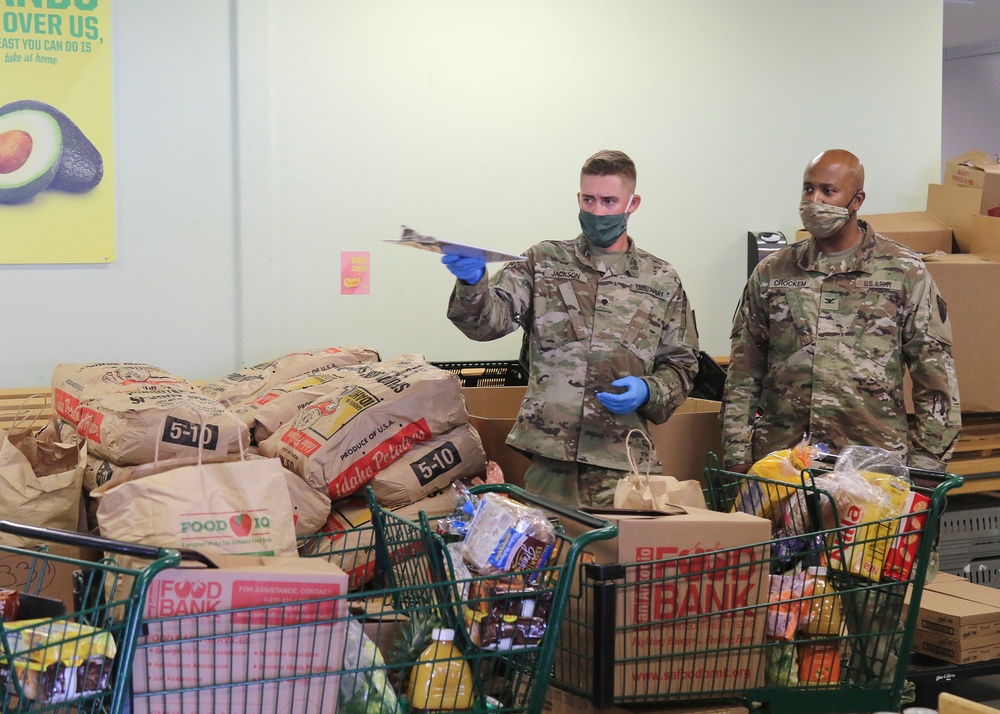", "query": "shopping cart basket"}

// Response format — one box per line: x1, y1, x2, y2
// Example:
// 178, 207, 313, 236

0, 521, 182, 714
129, 484, 616, 714
552, 454, 962, 714
368, 483, 618, 714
